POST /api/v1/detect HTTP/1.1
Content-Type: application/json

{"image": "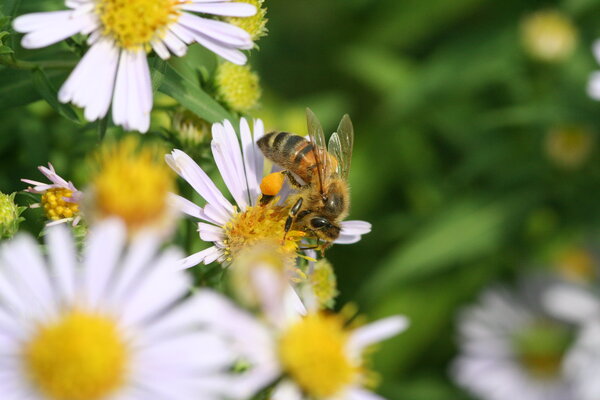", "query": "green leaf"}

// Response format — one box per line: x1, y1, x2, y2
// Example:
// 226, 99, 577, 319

360, 196, 526, 303
97, 114, 109, 140
32, 68, 81, 124
0, 68, 41, 107
157, 62, 232, 123
3, 0, 21, 17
